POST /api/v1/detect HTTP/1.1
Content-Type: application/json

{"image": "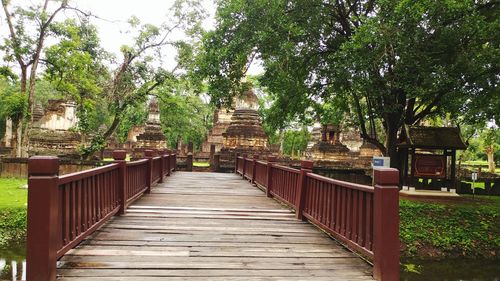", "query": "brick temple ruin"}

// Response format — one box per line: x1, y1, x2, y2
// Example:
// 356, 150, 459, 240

0, 100, 82, 157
